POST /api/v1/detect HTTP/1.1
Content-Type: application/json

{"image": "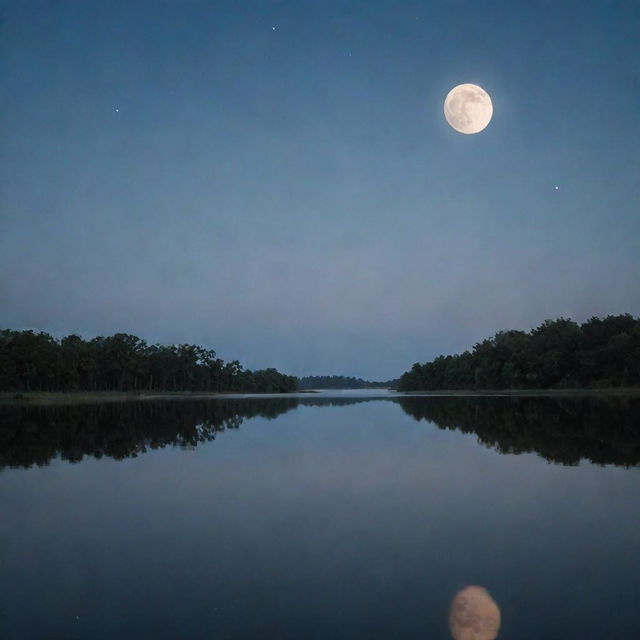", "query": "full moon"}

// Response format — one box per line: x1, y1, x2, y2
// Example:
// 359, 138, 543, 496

444, 83, 493, 134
